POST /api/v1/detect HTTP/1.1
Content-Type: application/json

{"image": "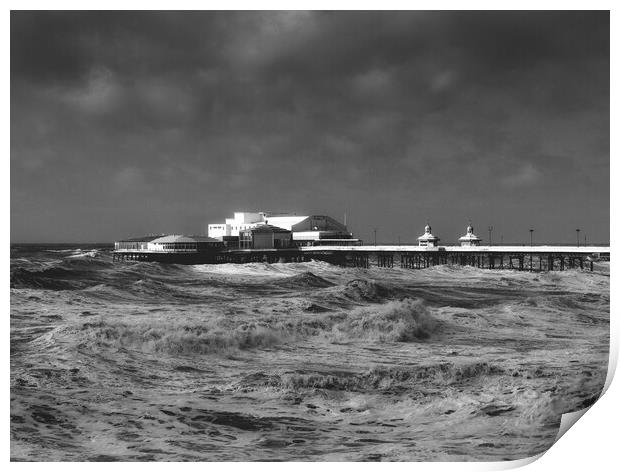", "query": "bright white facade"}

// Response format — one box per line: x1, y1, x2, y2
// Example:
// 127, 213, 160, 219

292, 231, 328, 241
208, 212, 354, 244
207, 212, 309, 238
264, 215, 308, 230
417, 224, 440, 247
459, 224, 482, 246
208, 212, 267, 238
